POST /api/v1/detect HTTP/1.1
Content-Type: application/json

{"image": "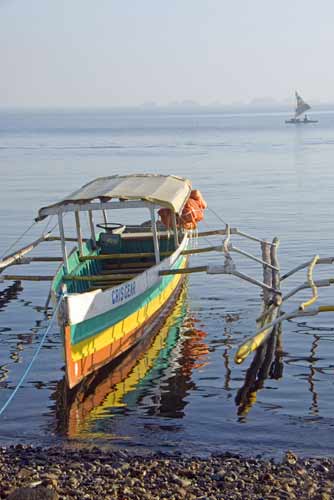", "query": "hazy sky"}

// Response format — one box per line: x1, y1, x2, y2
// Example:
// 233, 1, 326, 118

1, 0, 334, 108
